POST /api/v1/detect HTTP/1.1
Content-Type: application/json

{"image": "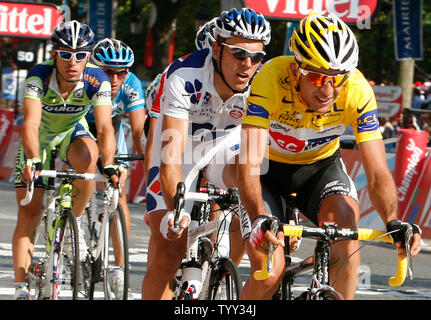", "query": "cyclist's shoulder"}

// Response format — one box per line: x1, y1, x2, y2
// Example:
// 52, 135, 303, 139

26, 60, 54, 81
82, 63, 110, 86
166, 49, 211, 79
